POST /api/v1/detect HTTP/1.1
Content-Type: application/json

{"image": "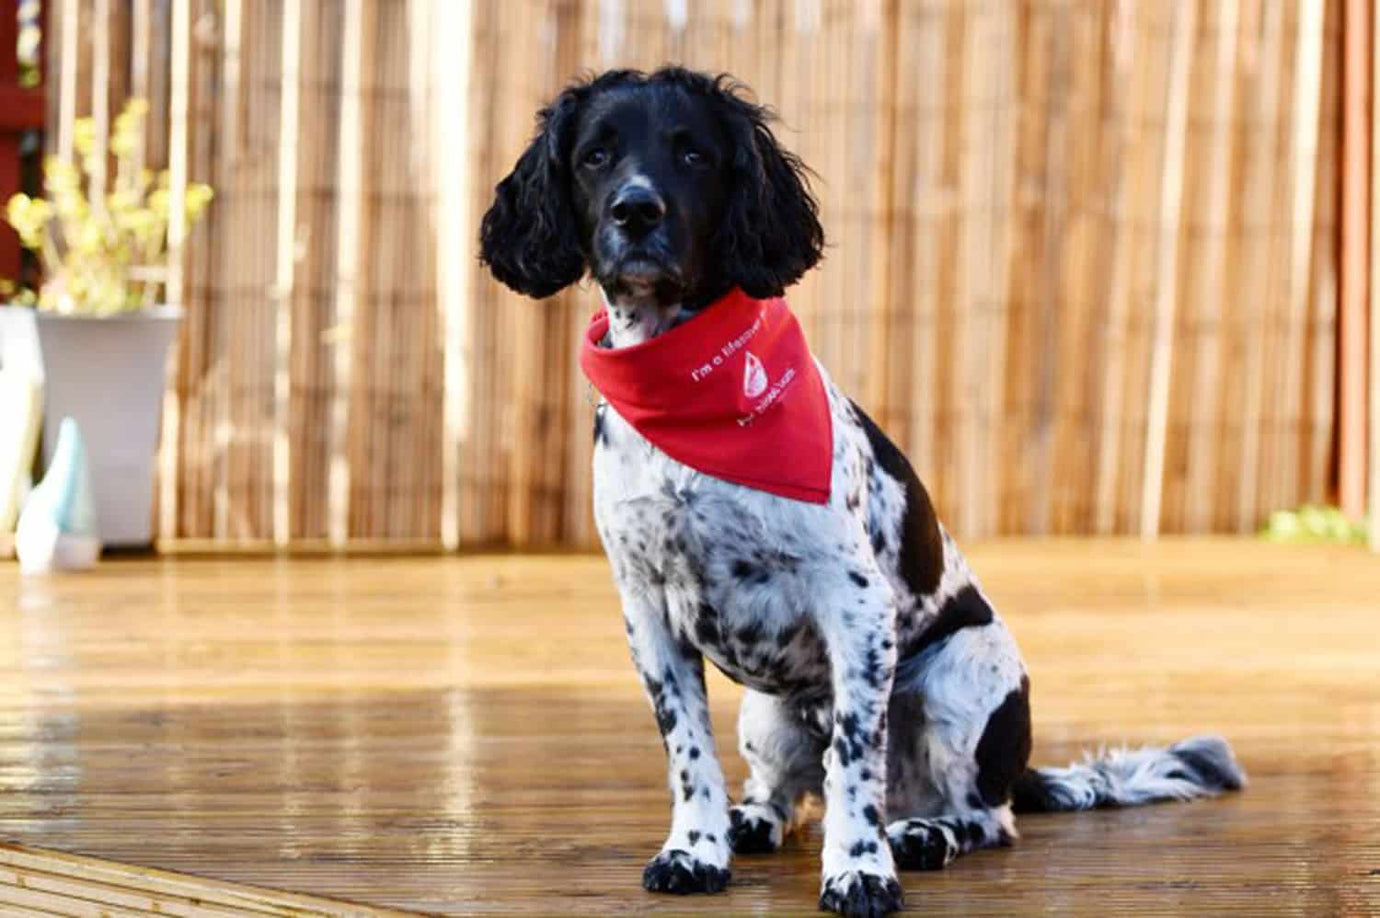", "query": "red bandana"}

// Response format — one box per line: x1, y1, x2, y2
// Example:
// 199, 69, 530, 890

579, 289, 832, 504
